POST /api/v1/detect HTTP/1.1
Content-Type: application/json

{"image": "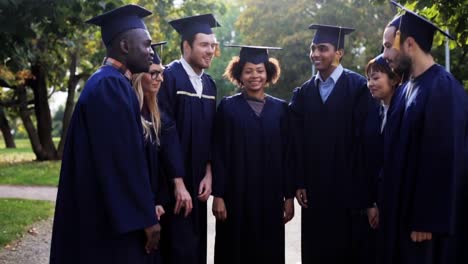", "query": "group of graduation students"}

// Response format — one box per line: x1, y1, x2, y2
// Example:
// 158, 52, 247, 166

49, 1, 467, 264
